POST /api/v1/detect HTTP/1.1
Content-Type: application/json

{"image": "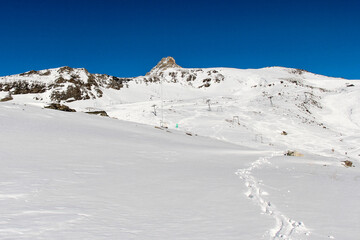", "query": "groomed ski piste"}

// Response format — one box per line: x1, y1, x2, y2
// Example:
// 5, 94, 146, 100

0, 63, 359, 239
